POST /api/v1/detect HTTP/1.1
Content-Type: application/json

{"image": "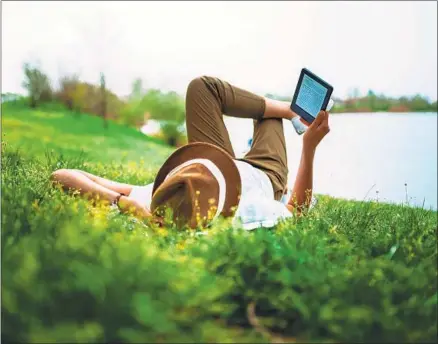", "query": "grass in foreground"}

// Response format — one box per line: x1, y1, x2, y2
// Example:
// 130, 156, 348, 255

1, 104, 437, 343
